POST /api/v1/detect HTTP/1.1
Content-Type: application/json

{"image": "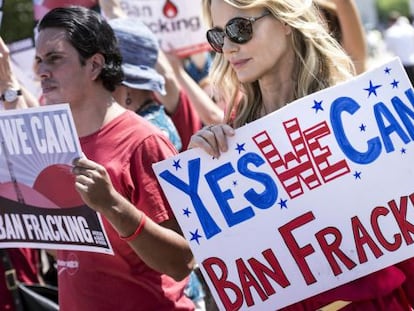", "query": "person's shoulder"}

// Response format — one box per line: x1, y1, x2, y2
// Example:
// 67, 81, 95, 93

121, 110, 177, 148
105, 110, 164, 141
119, 110, 159, 129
